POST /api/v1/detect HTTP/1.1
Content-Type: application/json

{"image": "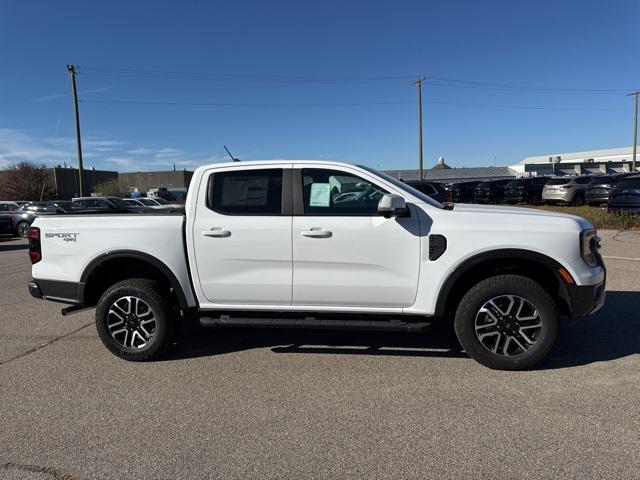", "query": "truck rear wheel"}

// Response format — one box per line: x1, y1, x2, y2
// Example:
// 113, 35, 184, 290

95, 278, 175, 361
454, 274, 558, 370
